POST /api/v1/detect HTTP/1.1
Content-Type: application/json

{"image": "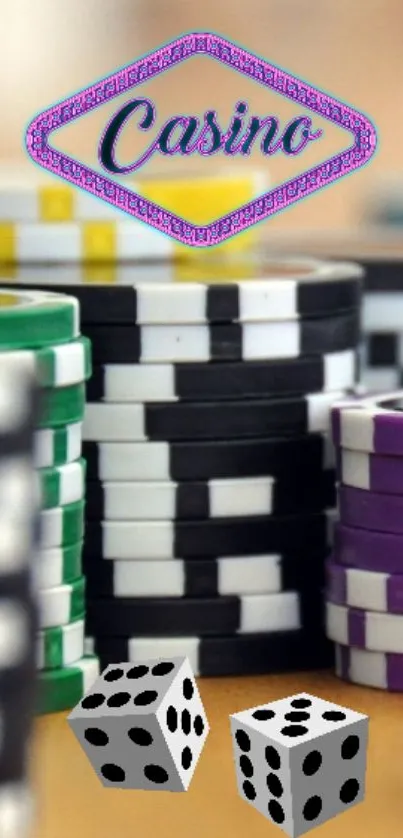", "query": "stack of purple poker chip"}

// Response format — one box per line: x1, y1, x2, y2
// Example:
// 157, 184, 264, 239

326, 389, 403, 690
